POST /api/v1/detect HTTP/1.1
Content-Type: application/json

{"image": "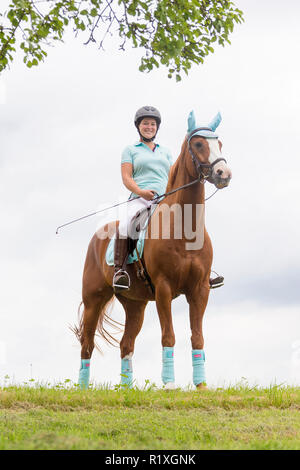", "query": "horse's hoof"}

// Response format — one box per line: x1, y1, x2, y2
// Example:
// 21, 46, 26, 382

196, 383, 207, 390
164, 382, 175, 390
